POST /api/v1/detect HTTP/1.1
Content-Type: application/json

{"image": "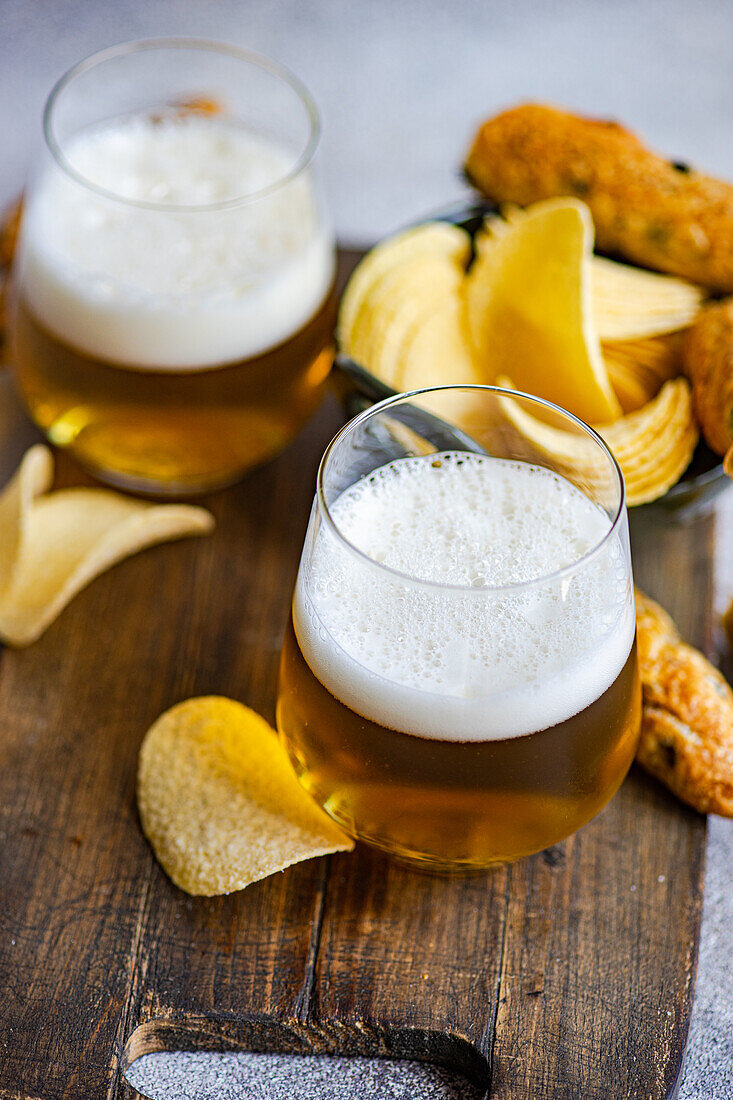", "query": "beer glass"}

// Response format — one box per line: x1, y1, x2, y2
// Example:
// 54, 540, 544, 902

277, 385, 641, 871
9, 39, 336, 494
